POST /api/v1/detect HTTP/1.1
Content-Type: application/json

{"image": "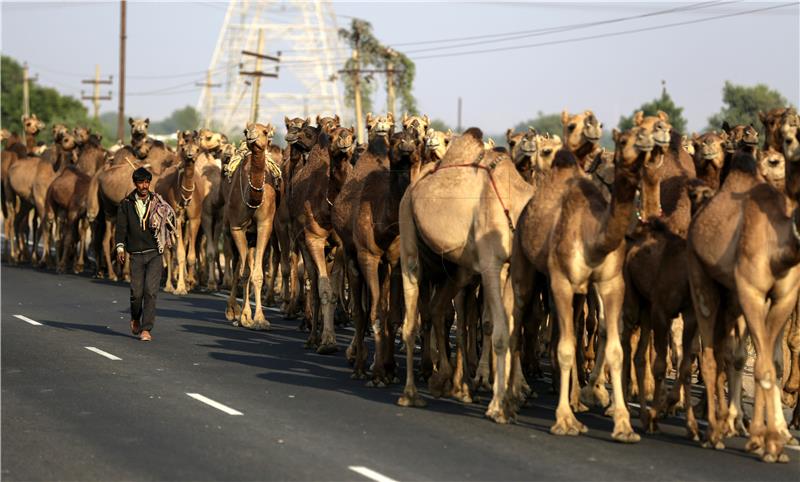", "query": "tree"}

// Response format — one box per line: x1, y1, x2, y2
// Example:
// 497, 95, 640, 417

706, 81, 790, 135
429, 118, 450, 132
338, 18, 417, 115
1, 55, 106, 144
149, 106, 200, 134
618, 83, 687, 134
